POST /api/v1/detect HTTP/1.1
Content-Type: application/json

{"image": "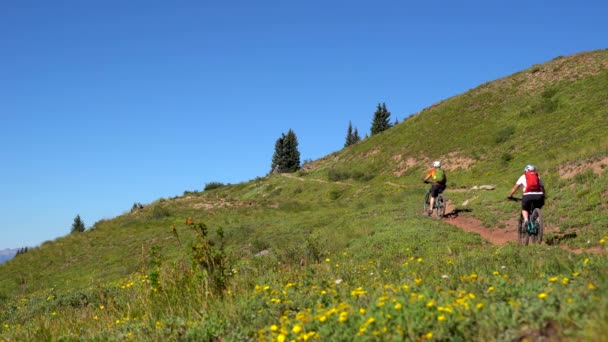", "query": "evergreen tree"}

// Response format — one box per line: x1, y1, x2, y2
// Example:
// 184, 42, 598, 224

71, 214, 86, 233
271, 129, 301, 173
353, 128, 361, 143
344, 121, 361, 147
370, 102, 392, 135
